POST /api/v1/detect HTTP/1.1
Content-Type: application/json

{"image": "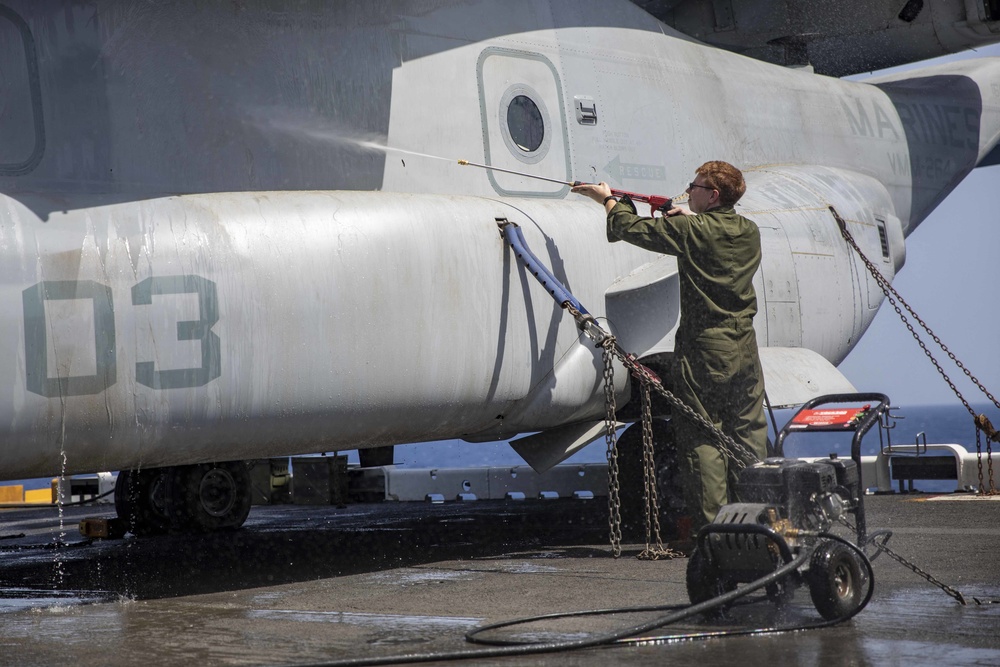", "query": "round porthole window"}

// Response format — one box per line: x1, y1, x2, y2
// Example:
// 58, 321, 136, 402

499, 85, 550, 164
508, 95, 543, 151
